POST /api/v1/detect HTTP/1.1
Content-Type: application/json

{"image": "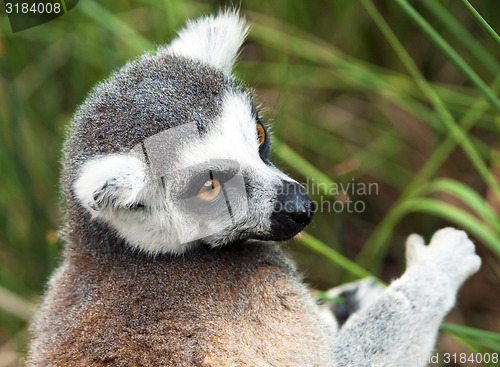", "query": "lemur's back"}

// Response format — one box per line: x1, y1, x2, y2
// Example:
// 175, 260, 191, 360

29, 241, 332, 366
